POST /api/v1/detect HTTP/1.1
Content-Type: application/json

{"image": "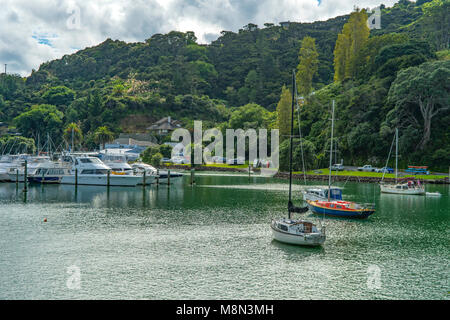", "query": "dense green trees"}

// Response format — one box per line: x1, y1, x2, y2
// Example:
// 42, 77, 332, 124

0, 0, 448, 170
388, 60, 450, 150
0, 136, 35, 154
14, 104, 64, 143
